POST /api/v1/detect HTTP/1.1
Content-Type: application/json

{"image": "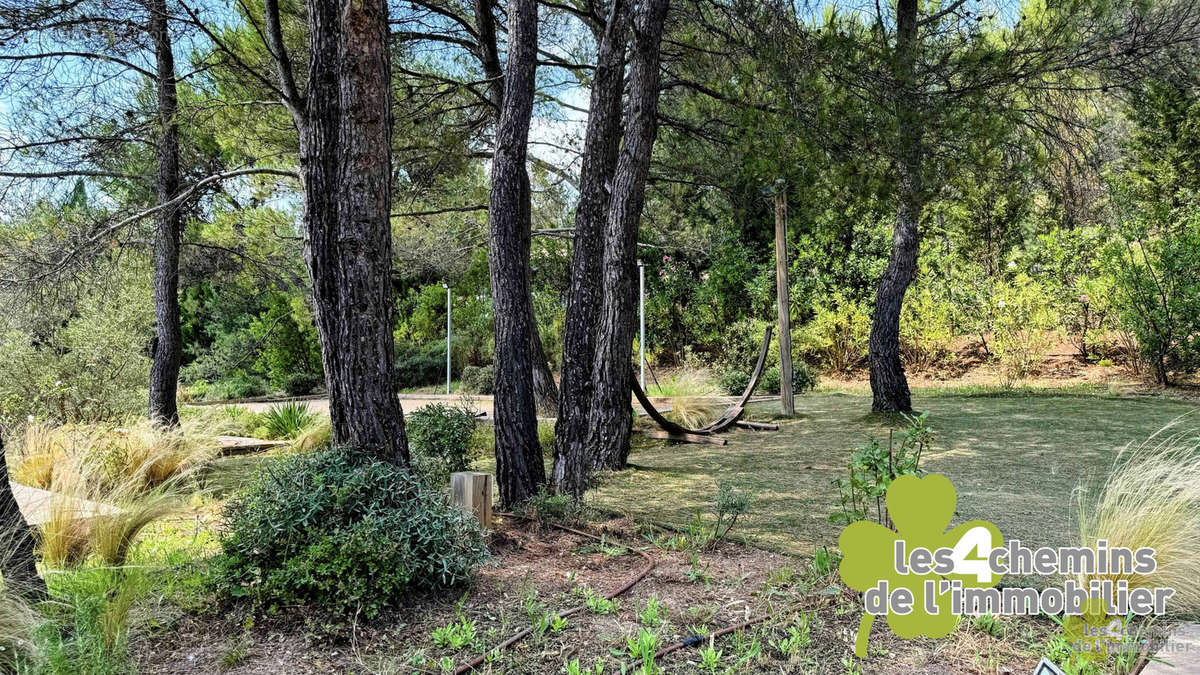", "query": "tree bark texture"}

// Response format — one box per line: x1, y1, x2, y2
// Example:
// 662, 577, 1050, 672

551, 0, 631, 498
147, 0, 183, 426
487, 0, 545, 508
869, 0, 920, 414
588, 0, 670, 471
0, 436, 47, 600
476, 0, 558, 417
297, 0, 409, 464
